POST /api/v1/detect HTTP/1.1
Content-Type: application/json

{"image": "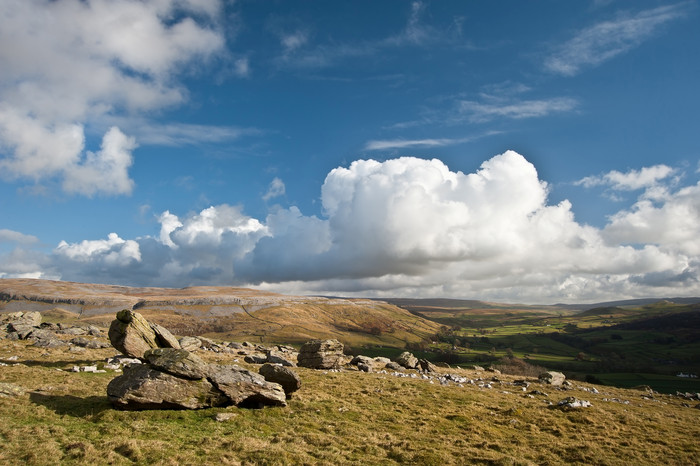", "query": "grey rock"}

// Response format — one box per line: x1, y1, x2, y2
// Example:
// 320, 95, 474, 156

297, 339, 344, 369
244, 353, 269, 364
178, 336, 202, 352
418, 358, 437, 373
395, 351, 419, 370
385, 361, 403, 371
539, 371, 566, 387
259, 363, 301, 397
351, 355, 375, 367
266, 349, 297, 367
143, 348, 210, 380
7, 323, 36, 339
208, 364, 287, 408
108, 309, 180, 358
357, 362, 372, 373
60, 327, 87, 336
557, 397, 592, 409
107, 364, 227, 410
